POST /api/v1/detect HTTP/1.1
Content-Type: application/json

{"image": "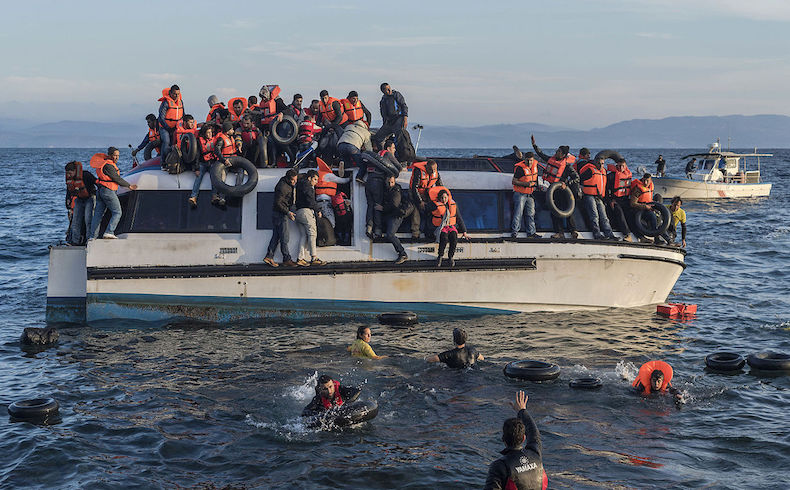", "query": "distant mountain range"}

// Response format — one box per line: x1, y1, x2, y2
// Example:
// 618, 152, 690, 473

1, 114, 789, 148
